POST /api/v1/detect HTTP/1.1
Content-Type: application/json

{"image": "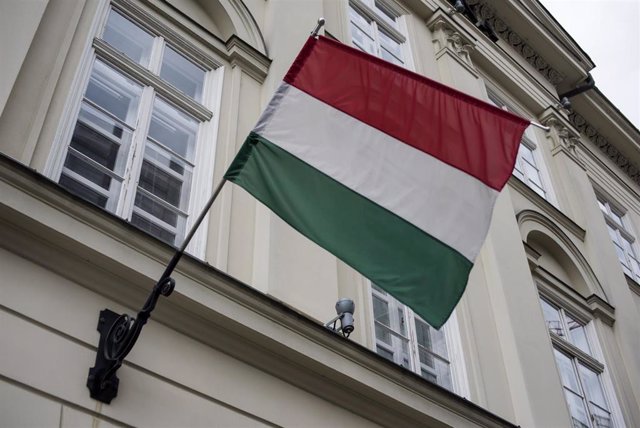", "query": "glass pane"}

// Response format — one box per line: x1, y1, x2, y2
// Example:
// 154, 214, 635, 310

565, 389, 590, 428
374, 0, 398, 27
524, 161, 544, 188
134, 192, 179, 228
566, 314, 591, 355
130, 213, 175, 244
373, 296, 391, 345
429, 324, 449, 359
540, 298, 564, 337
64, 151, 112, 190
530, 182, 547, 199
591, 405, 613, 428
160, 46, 206, 102
349, 6, 373, 37
606, 225, 619, 244
85, 60, 142, 124
420, 369, 437, 383
350, 23, 377, 55
380, 47, 403, 66
609, 210, 624, 227
59, 174, 108, 208
597, 199, 608, 214
554, 349, 581, 393
512, 160, 525, 181
433, 358, 453, 390
578, 364, 608, 409
141, 142, 193, 208
72, 103, 132, 175
379, 30, 402, 61
137, 161, 184, 208
102, 10, 154, 67
376, 345, 394, 362
622, 236, 636, 258
147, 98, 198, 159
519, 144, 535, 164
415, 319, 432, 350
418, 345, 434, 369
